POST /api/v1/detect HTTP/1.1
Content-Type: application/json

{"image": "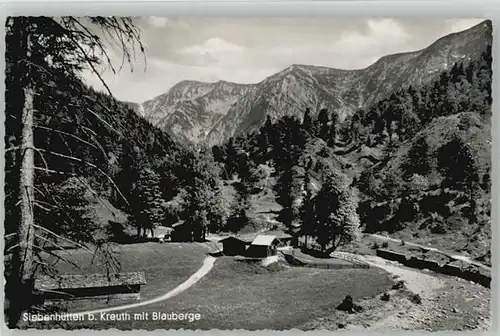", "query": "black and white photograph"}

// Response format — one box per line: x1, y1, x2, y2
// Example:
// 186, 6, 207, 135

3, 15, 492, 331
